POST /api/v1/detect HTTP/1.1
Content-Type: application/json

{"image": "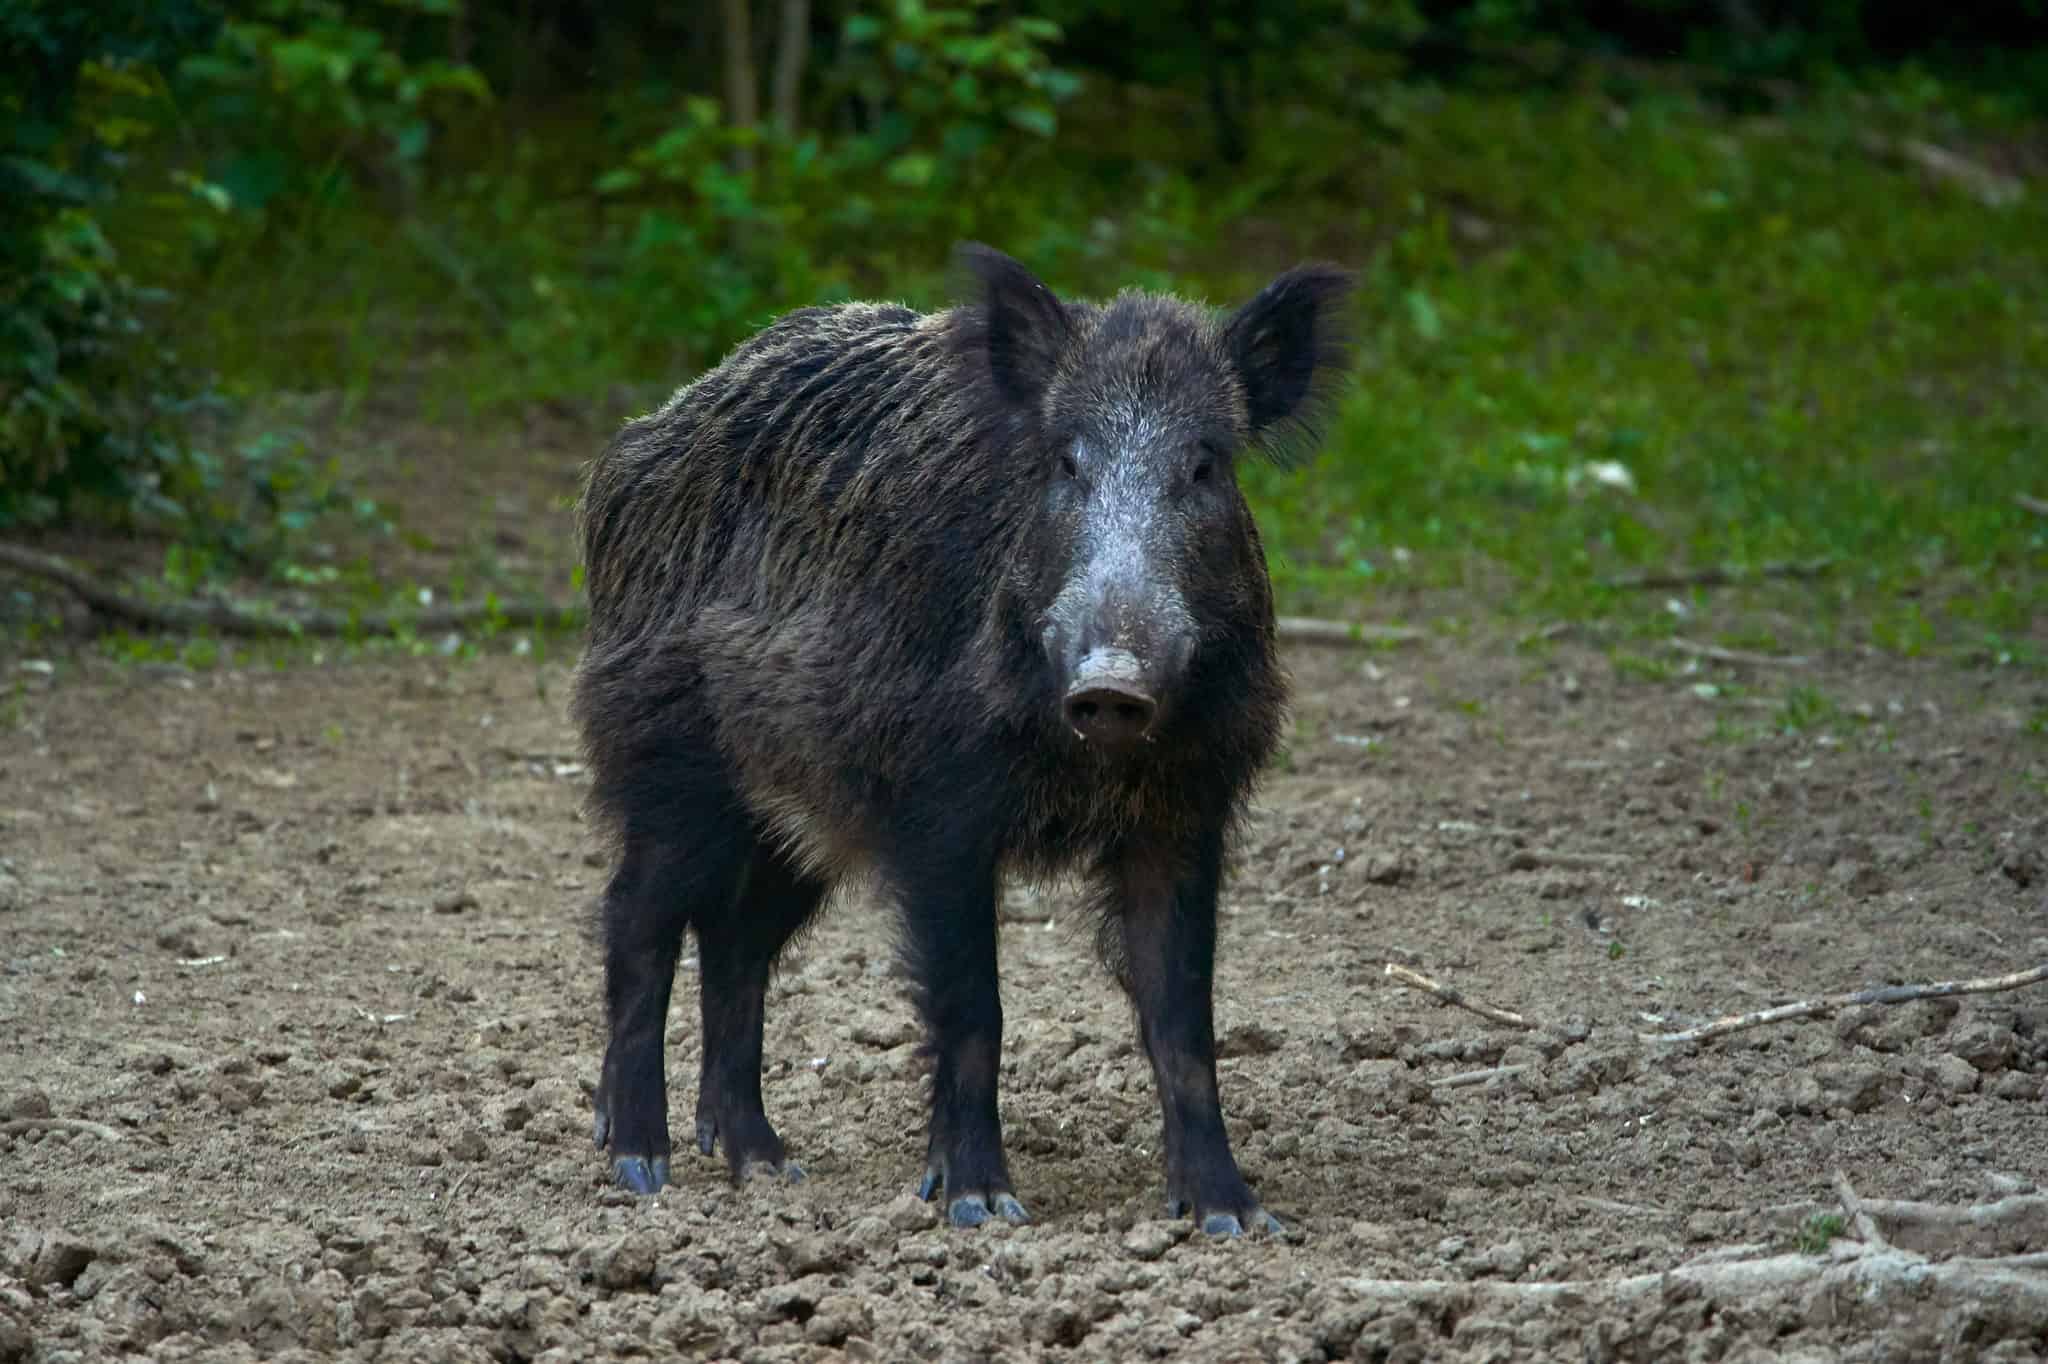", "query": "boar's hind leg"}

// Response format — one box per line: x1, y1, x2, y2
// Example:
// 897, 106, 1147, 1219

1112, 832, 1284, 1237
593, 809, 753, 1196
896, 846, 1030, 1229
692, 841, 828, 1183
